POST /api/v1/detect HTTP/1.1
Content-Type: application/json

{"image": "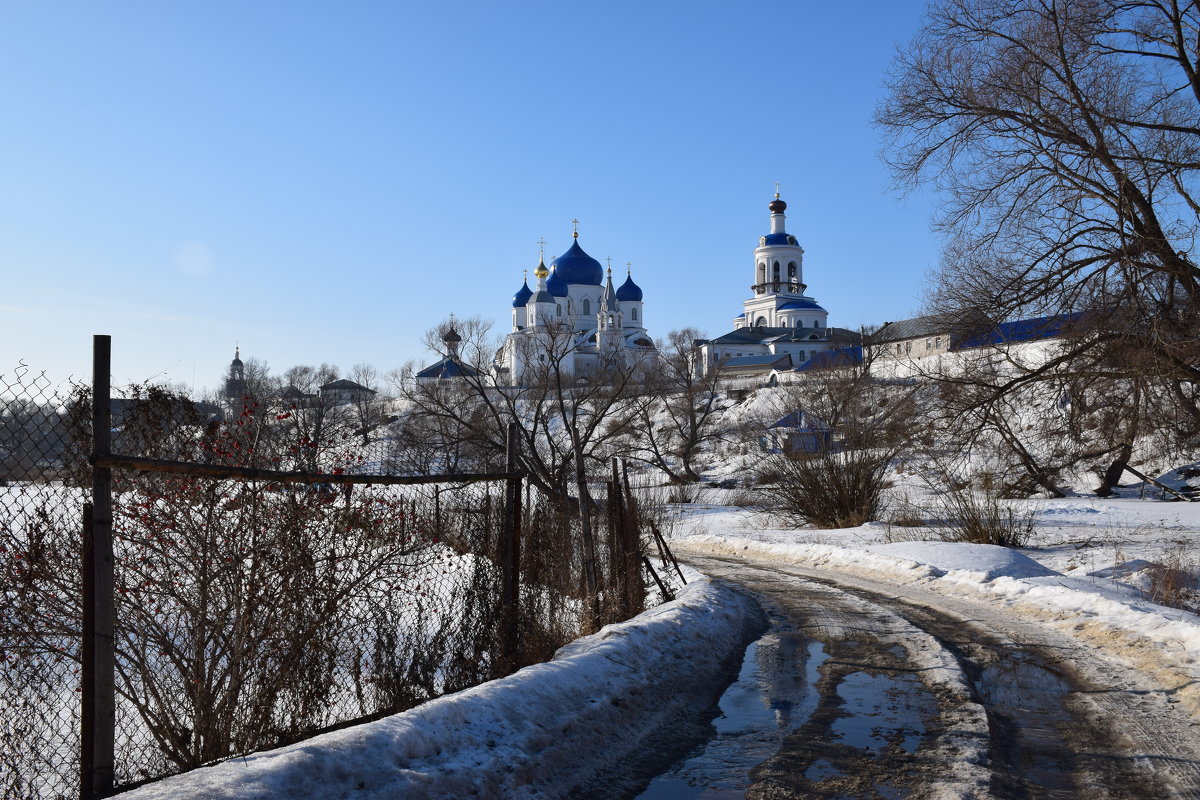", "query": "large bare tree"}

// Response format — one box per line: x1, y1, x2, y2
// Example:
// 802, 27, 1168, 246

879, 0, 1200, 487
